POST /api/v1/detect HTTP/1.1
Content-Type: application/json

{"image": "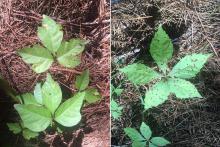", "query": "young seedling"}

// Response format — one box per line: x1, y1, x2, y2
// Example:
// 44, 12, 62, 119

111, 84, 123, 120
8, 74, 86, 139
124, 122, 170, 147
75, 69, 101, 104
7, 122, 39, 140
18, 15, 87, 73
120, 25, 211, 110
